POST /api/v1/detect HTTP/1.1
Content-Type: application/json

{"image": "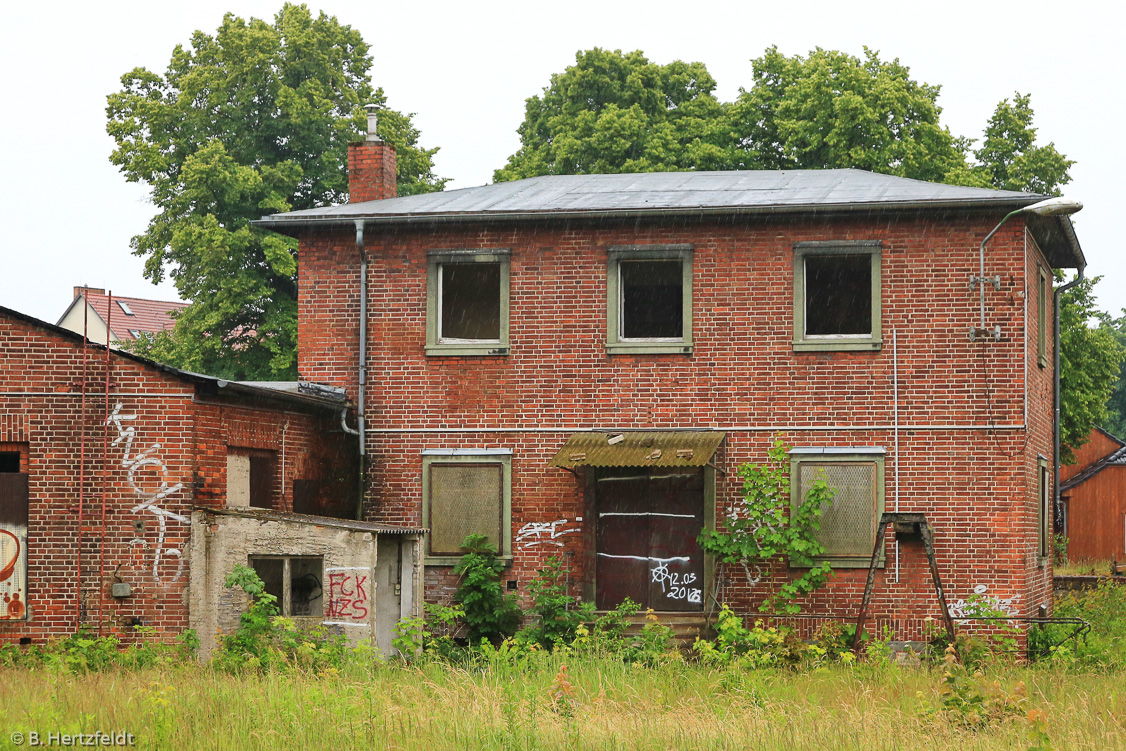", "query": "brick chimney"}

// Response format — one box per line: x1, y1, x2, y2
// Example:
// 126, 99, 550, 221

347, 104, 397, 203
74, 286, 105, 299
